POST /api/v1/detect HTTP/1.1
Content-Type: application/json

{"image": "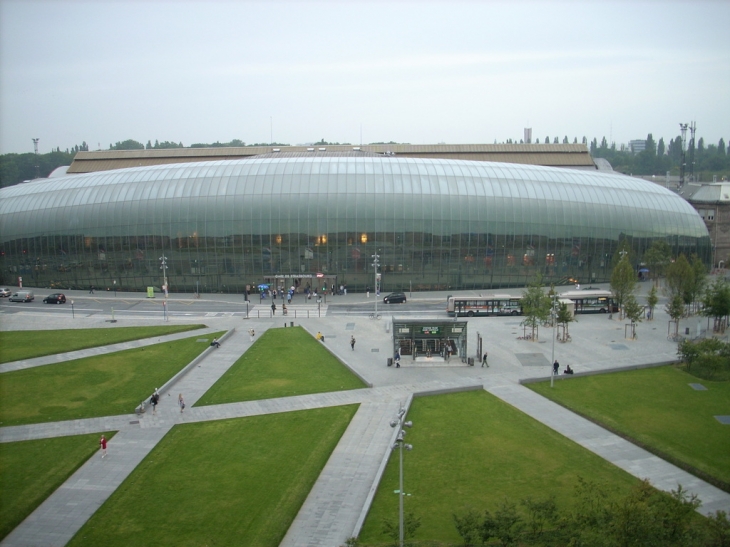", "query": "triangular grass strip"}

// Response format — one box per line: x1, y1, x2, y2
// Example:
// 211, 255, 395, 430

360, 390, 641, 544
67, 405, 358, 547
0, 332, 225, 426
197, 326, 366, 405
0, 432, 115, 540
0, 325, 206, 364
528, 365, 730, 487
